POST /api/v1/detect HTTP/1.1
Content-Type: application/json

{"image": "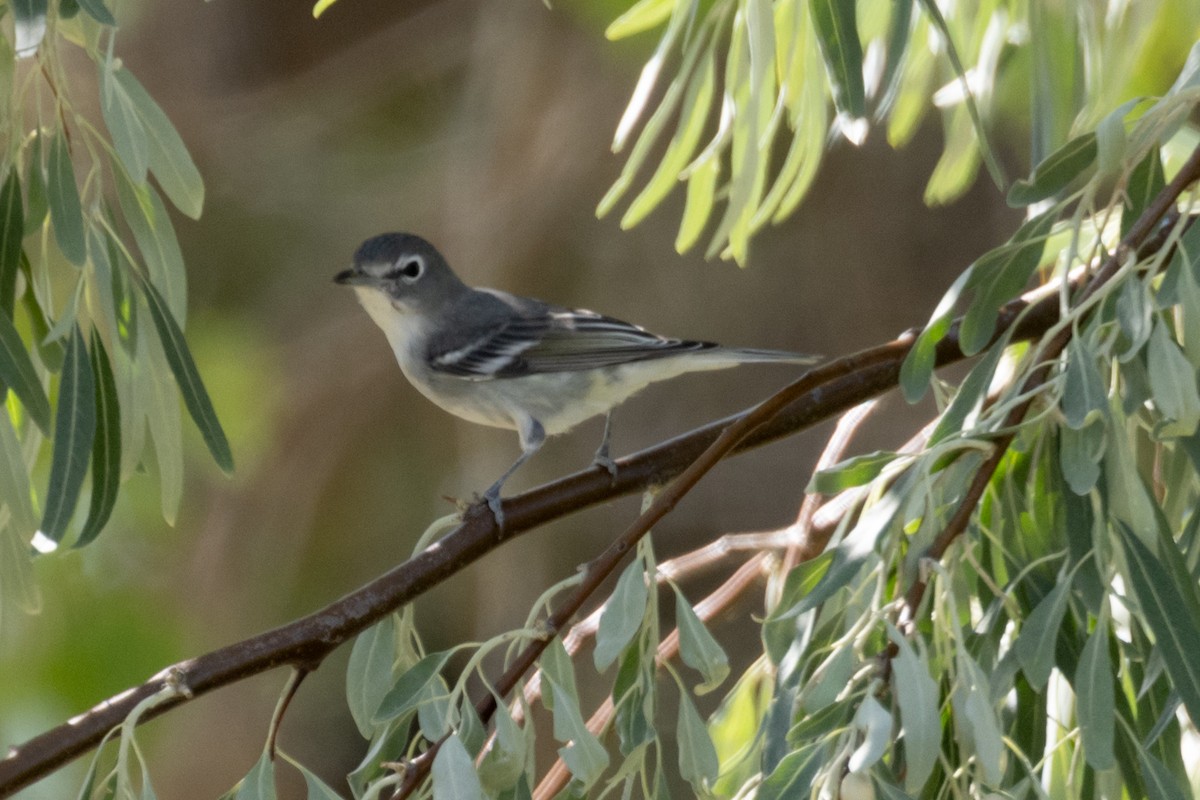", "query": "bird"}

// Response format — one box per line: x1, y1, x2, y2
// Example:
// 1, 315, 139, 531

335, 233, 818, 527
